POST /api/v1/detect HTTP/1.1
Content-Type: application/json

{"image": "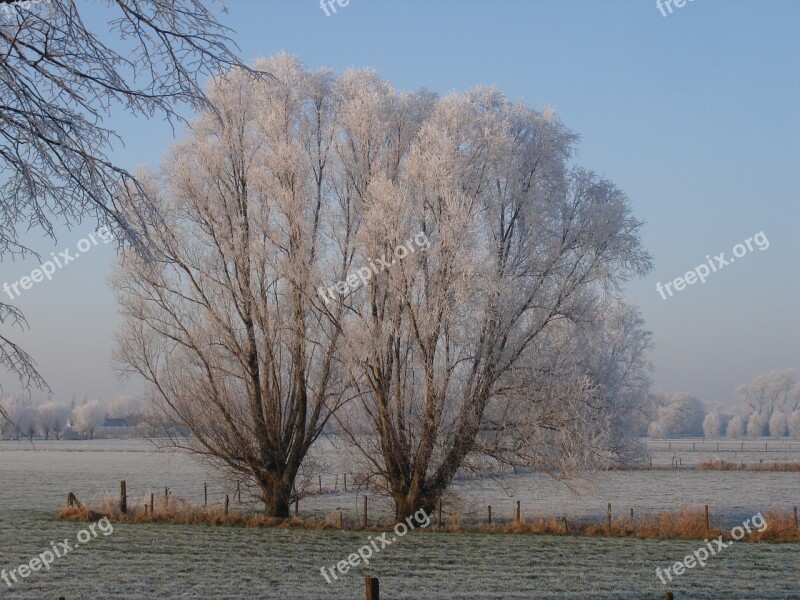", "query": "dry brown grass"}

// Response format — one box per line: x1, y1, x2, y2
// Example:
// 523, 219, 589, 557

58, 495, 800, 541
435, 507, 800, 542
697, 460, 800, 472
